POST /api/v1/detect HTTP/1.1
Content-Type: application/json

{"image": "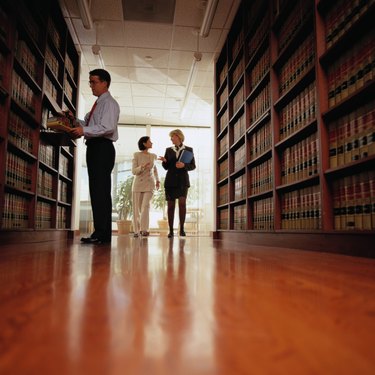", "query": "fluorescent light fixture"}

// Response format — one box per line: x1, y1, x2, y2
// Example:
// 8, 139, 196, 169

77, 0, 93, 29
92, 45, 105, 69
180, 52, 202, 119
200, 0, 219, 37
